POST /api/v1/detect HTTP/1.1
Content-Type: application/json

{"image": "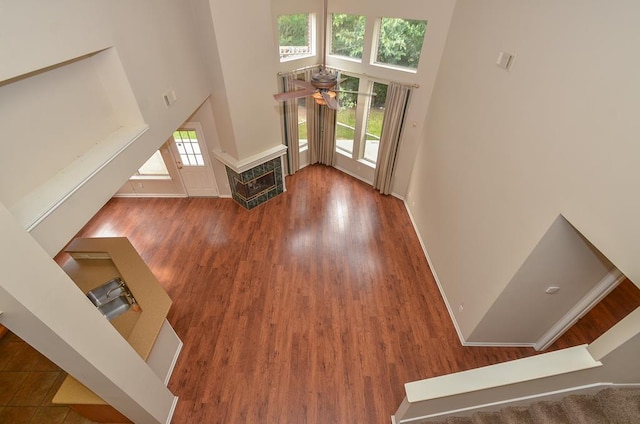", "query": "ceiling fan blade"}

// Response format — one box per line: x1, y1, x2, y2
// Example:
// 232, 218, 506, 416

321, 91, 340, 110
291, 80, 315, 90
273, 88, 316, 102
